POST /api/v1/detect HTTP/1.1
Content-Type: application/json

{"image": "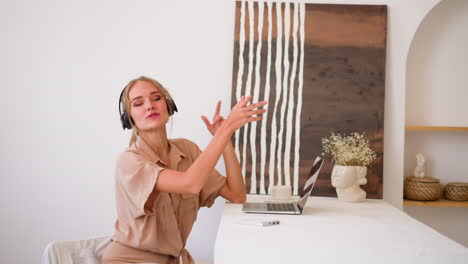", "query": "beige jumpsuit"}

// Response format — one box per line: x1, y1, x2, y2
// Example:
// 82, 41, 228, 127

101, 136, 227, 264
